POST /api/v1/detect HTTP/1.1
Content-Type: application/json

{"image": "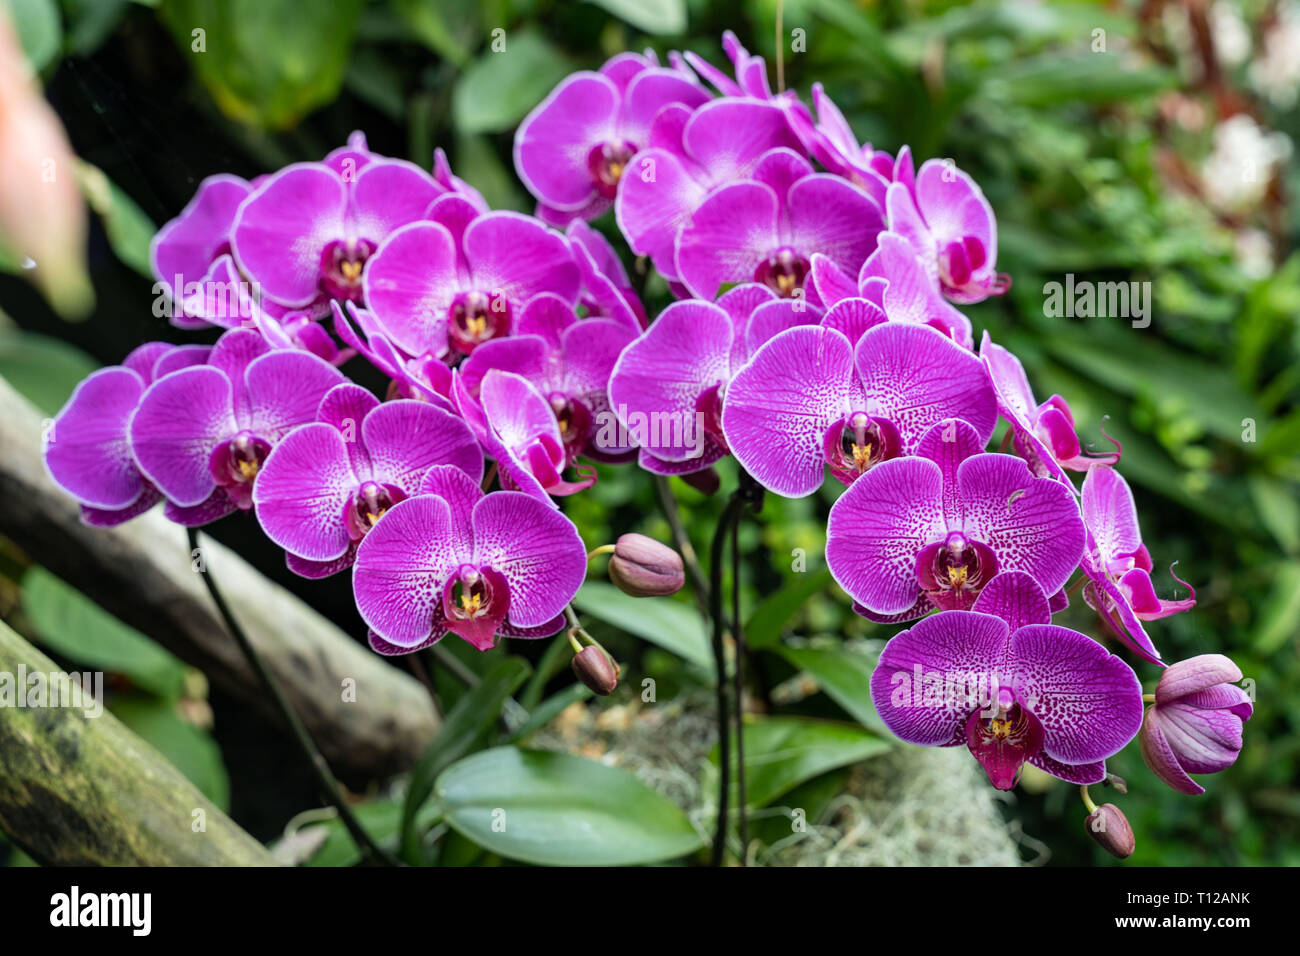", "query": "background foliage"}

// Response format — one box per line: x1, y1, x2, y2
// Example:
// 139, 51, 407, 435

0, 0, 1296, 866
